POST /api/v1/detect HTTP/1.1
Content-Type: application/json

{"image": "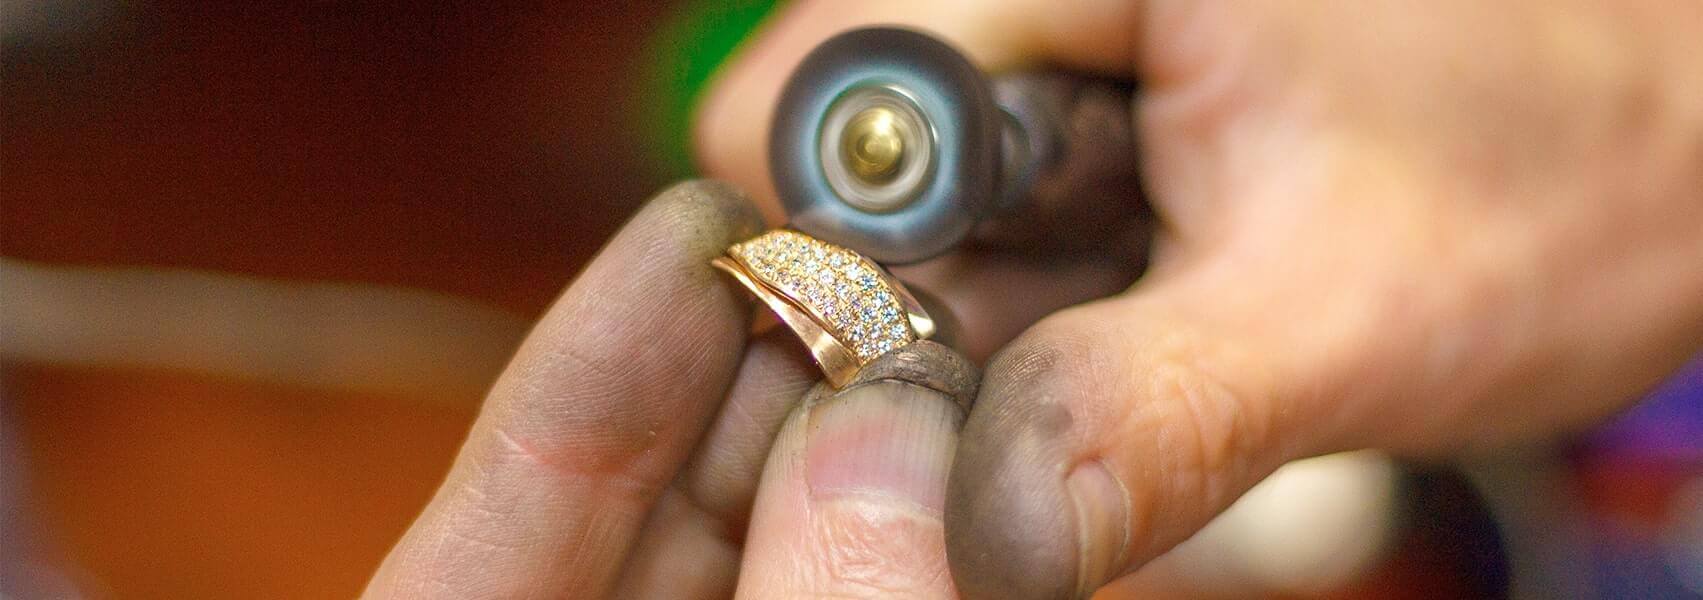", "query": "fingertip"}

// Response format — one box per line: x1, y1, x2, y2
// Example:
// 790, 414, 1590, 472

946, 329, 1093, 599
675, 329, 817, 526
587, 179, 765, 325
1065, 460, 1131, 593
946, 290, 1336, 598
643, 178, 766, 255
372, 178, 774, 599
491, 178, 769, 477
945, 432, 1080, 600
943, 458, 1132, 600
737, 345, 979, 599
